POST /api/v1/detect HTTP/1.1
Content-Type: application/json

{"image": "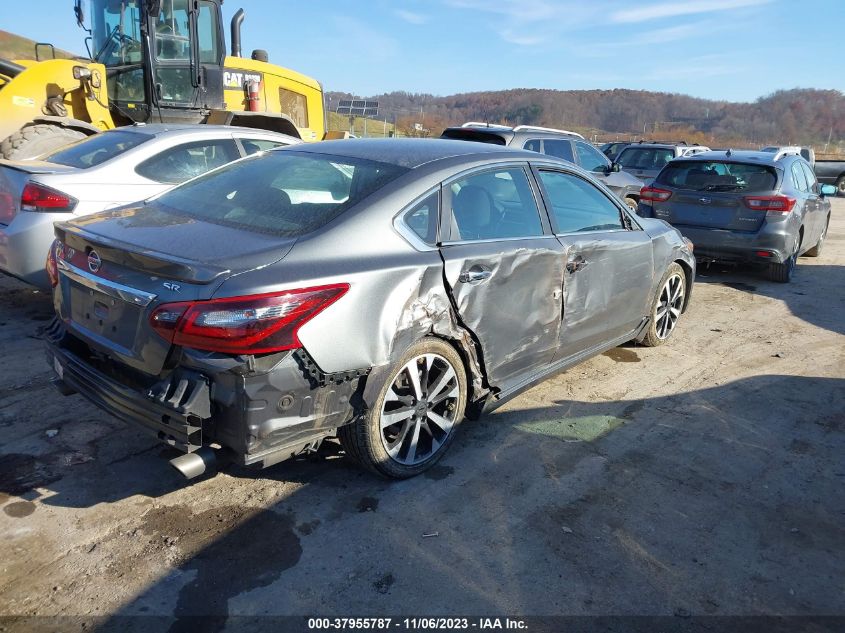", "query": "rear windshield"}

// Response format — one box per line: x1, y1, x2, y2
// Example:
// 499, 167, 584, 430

616, 147, 675, 170
155, 150, 409, 237
42, 130, 151, 168
655, 160, 778, 192
440, 129, 507, 145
